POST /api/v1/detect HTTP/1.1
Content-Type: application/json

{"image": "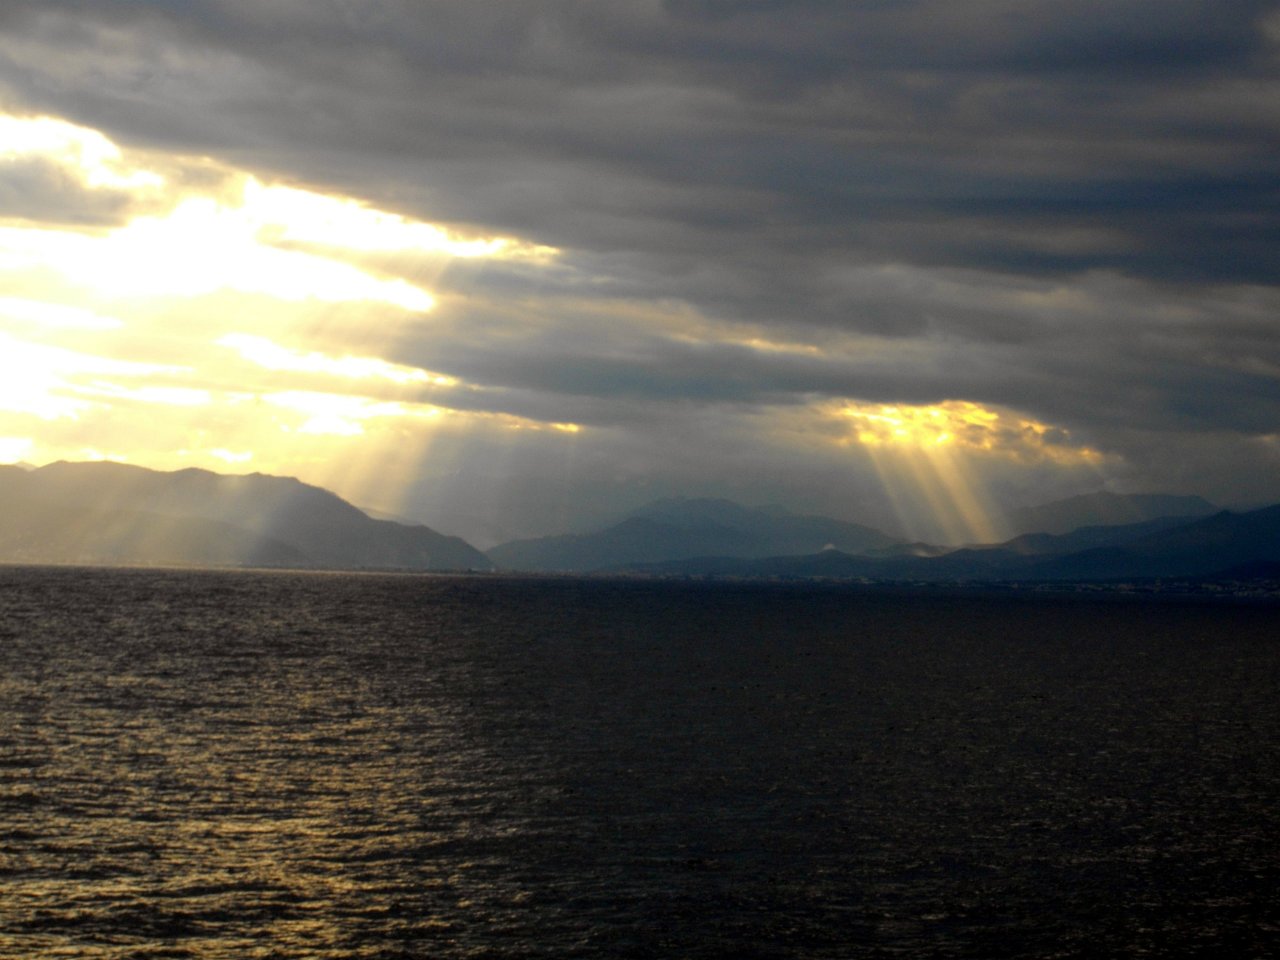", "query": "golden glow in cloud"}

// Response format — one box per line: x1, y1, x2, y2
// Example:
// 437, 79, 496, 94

0, 114, 163, 191
841, 401, 1104, 464
834, 401, 1106, 544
